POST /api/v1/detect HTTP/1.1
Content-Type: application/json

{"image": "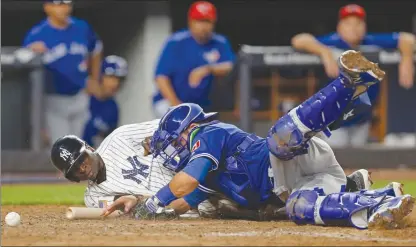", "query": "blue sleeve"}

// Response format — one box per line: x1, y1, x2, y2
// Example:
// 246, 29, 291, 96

154, 39, 175, 78
23, 28, 39, 47
82, 119, 97, 146
316, 33, 344, 47
86, 22, 103, 54
182, 157, 214, 183
188, 130, 225, 170
183, 187, 209, 208
110, 106, 119, 130
217, 37, 235, 63
363, 33, 400, 49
